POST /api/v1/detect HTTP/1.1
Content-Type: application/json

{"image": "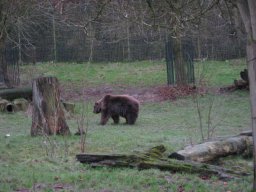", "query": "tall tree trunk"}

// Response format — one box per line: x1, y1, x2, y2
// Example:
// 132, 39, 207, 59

247, 40, 256, 190
236, 0, 256, 190
173, 37, 187, 86
31, 77, 70, 136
